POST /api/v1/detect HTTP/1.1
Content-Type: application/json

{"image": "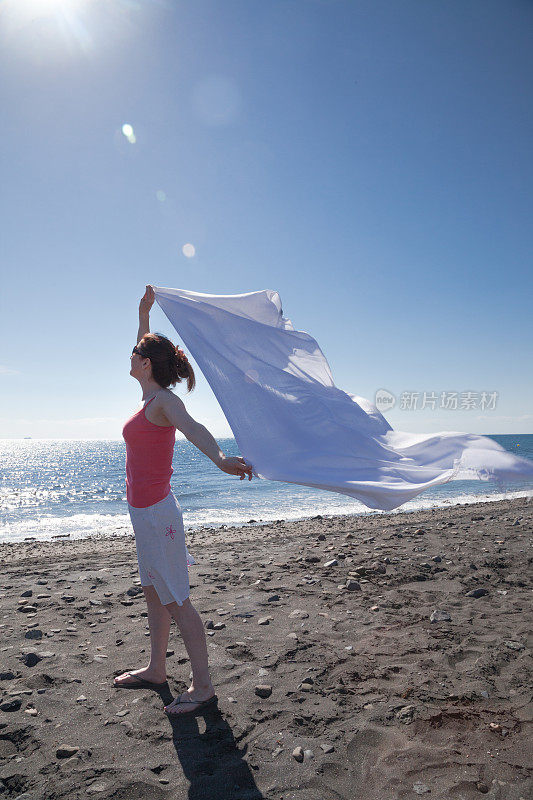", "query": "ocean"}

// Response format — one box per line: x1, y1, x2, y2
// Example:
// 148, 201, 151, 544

1, 434, 532, 544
